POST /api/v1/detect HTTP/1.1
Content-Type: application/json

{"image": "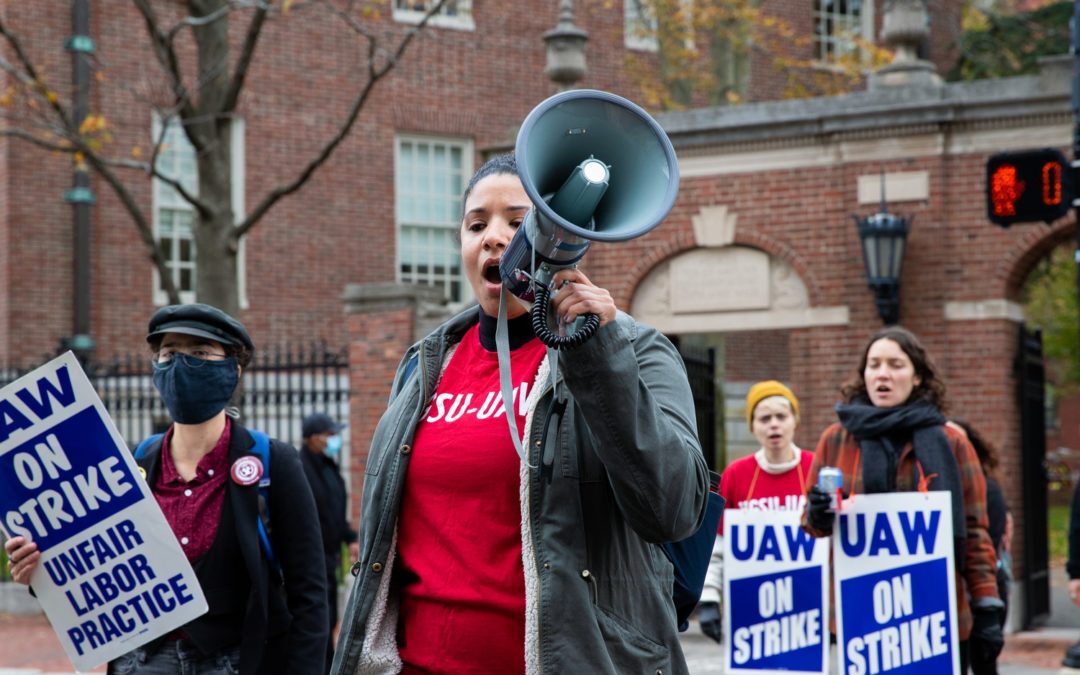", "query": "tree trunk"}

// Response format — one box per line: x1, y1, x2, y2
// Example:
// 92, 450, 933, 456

190, 0, 239, 316
195, 119, 239, 317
